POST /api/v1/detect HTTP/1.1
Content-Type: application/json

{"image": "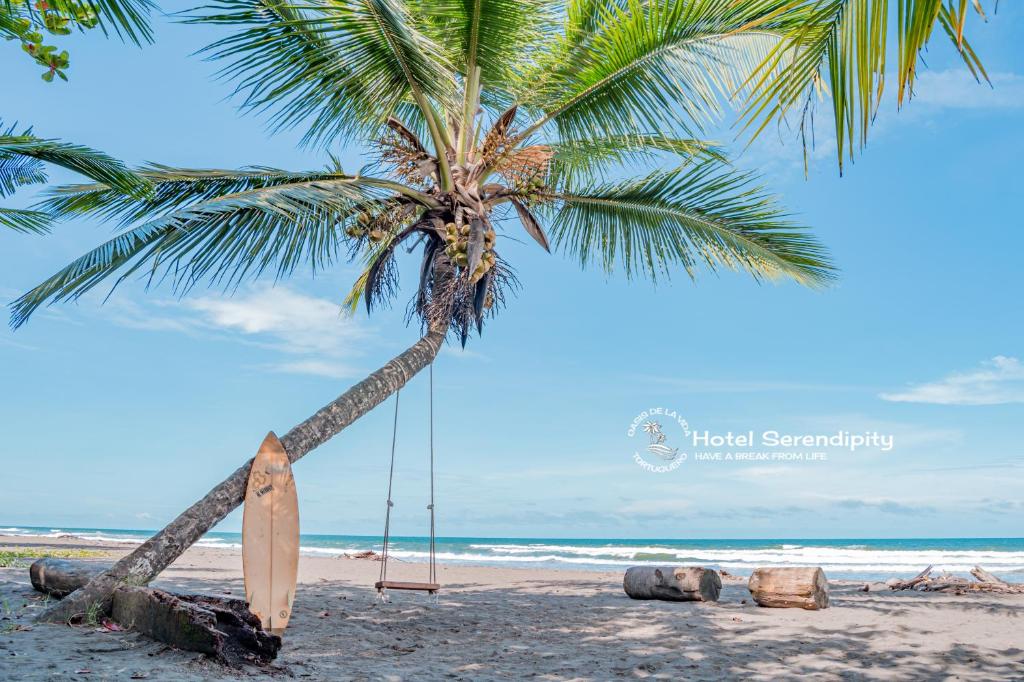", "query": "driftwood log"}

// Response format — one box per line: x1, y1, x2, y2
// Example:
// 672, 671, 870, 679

885, 565, 933, 590
30, 558, 113, 598
623, 566, 721, 602
748, 567, 830, 610
888, 565, 1023, 594
30, 560, 280, 667
111, 587, 281, 667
